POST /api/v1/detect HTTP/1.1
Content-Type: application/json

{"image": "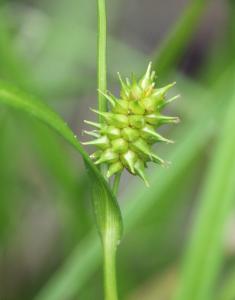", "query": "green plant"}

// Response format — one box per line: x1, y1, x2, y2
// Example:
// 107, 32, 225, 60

1, 0, 235, 300
0, 0, 178, 298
